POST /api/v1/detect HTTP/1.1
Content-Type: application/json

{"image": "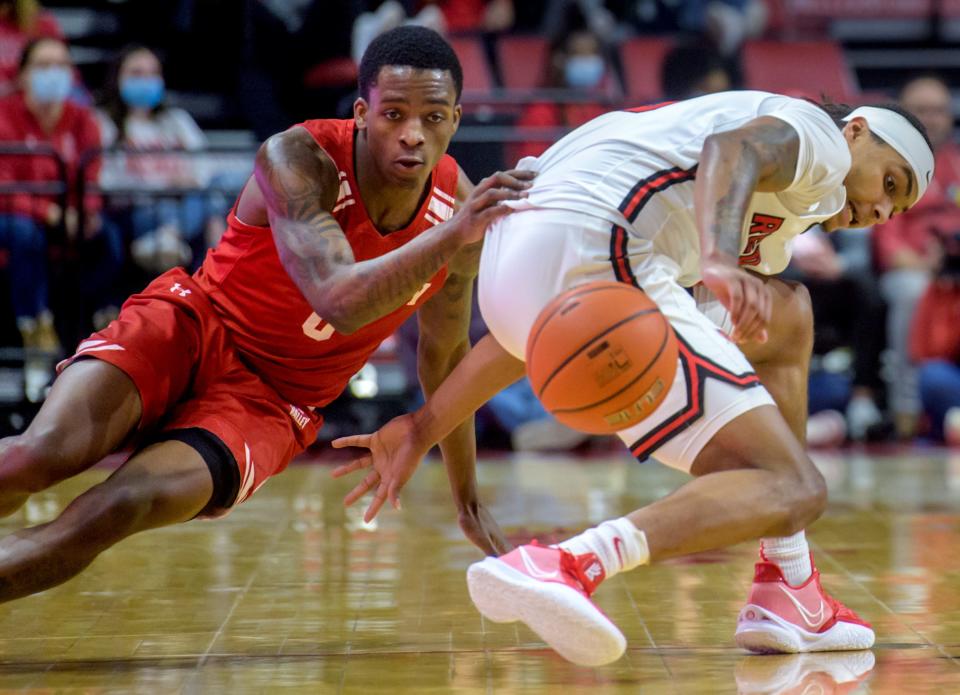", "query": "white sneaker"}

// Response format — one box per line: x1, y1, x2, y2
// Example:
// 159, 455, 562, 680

945, 407, 960, 447
735, 651, 876, 694
806, 410, 846, 448
511, 418, 590, 452
845, 396, 882, 441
